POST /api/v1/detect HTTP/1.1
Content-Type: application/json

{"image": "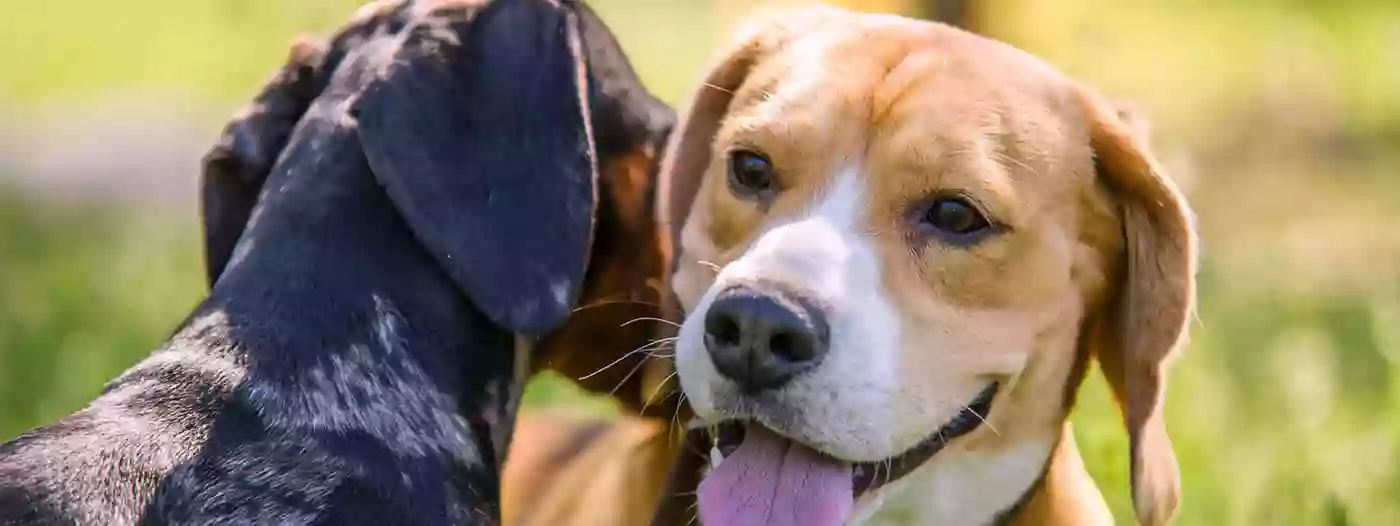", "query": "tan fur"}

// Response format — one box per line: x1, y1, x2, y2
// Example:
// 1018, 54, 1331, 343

1005, 424, 1115, 526
501, 412, 682, 526
664, 5, 1195, 525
